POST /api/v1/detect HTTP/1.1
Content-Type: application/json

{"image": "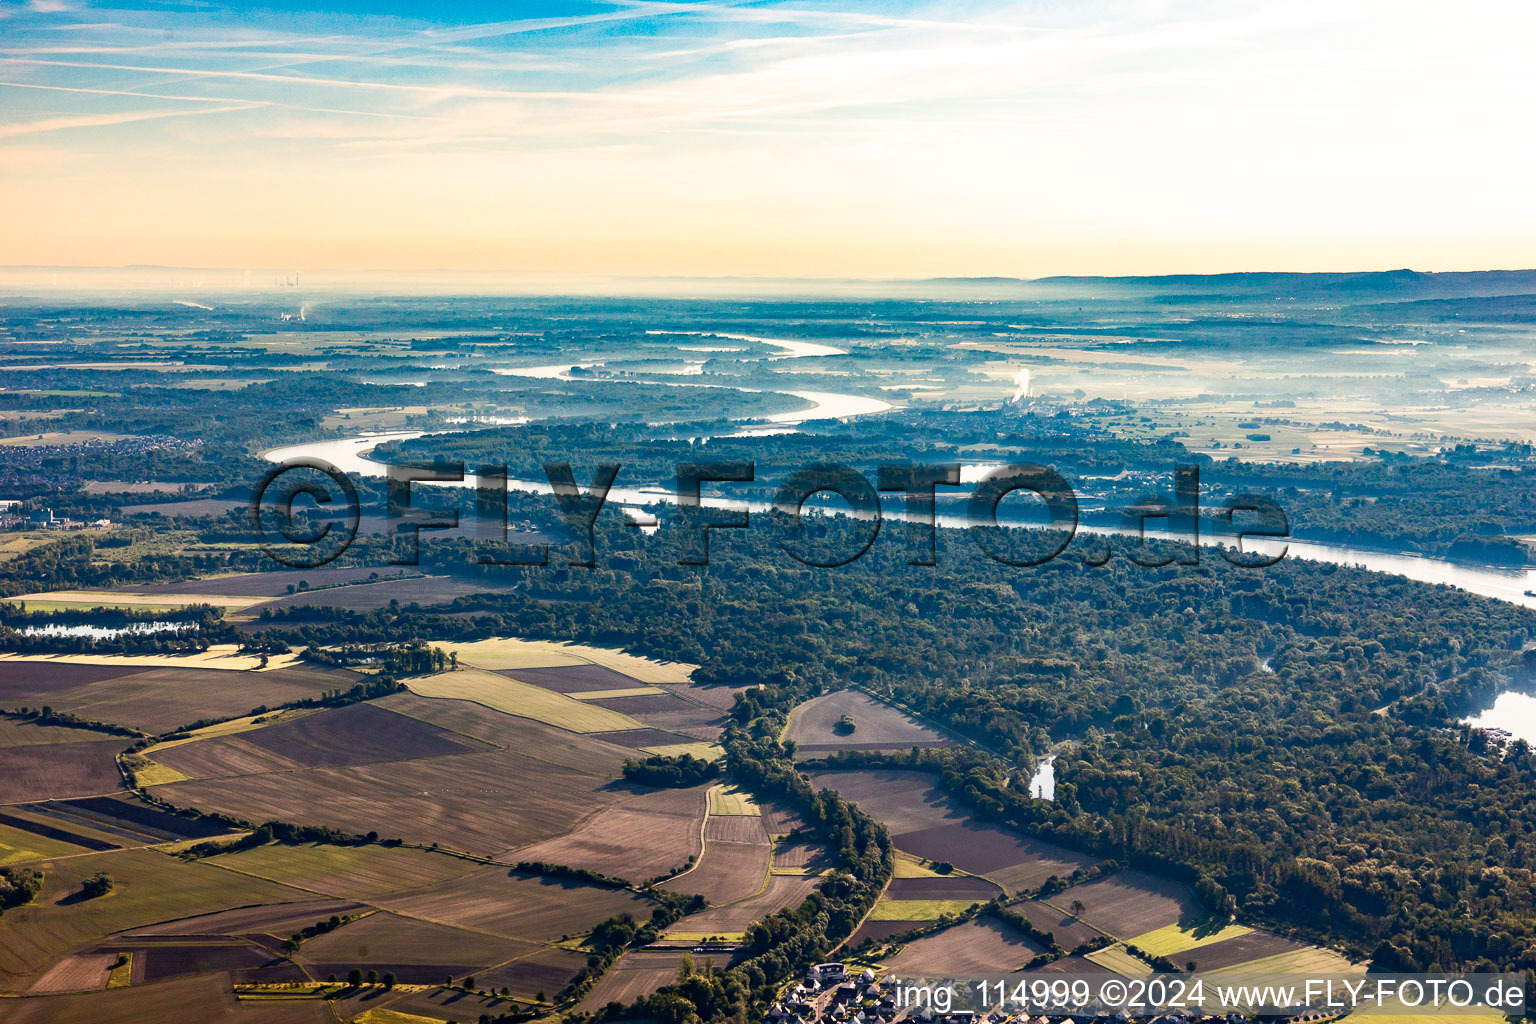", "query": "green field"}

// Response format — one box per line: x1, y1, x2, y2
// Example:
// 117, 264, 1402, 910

1130, 919, 1252, 957
867, 899, 984, 921
0, 821, 90, 864
0, 848, 303, 987
708, 785, 760, 816
1085, 943, 1153, 975
1209, 945, 1360, 975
